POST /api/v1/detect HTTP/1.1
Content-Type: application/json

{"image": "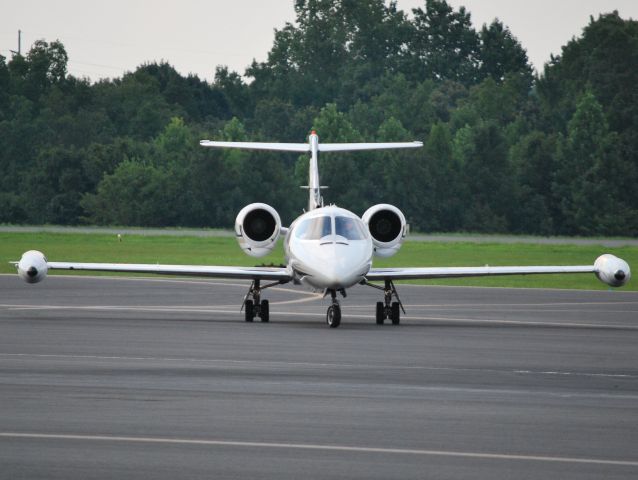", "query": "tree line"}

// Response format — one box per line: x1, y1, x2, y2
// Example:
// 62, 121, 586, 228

1, 0, 637, 236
